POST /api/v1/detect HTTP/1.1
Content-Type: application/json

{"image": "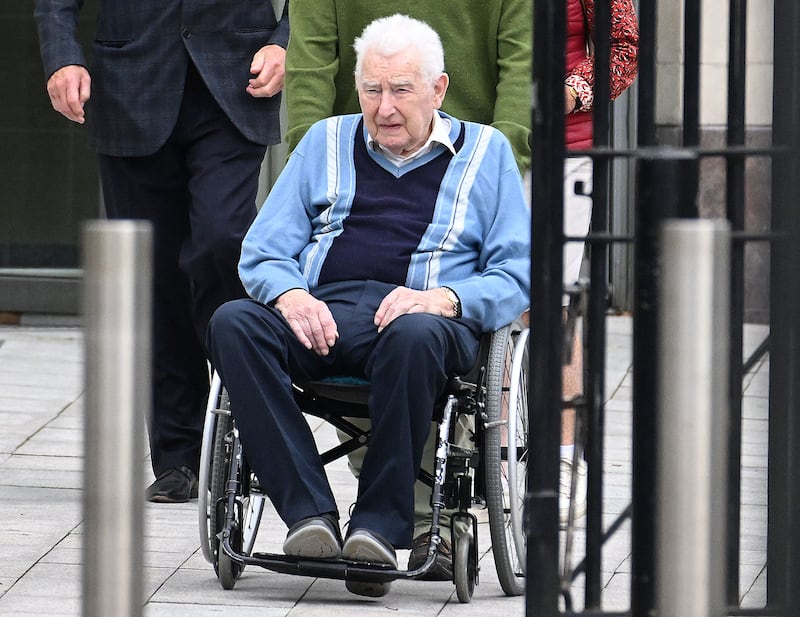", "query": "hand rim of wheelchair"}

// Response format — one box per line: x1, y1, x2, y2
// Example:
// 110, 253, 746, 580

483, 319, 529, 597
198, 371, 221, 564
198, 320, 528, 599
199, 376, 264, 576
506, 326, 530, 569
